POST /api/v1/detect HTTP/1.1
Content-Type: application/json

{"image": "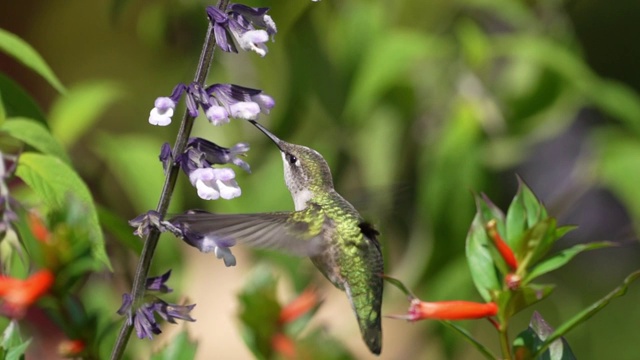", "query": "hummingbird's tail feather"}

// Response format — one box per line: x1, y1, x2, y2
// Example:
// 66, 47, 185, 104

344, 283, 383, 355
